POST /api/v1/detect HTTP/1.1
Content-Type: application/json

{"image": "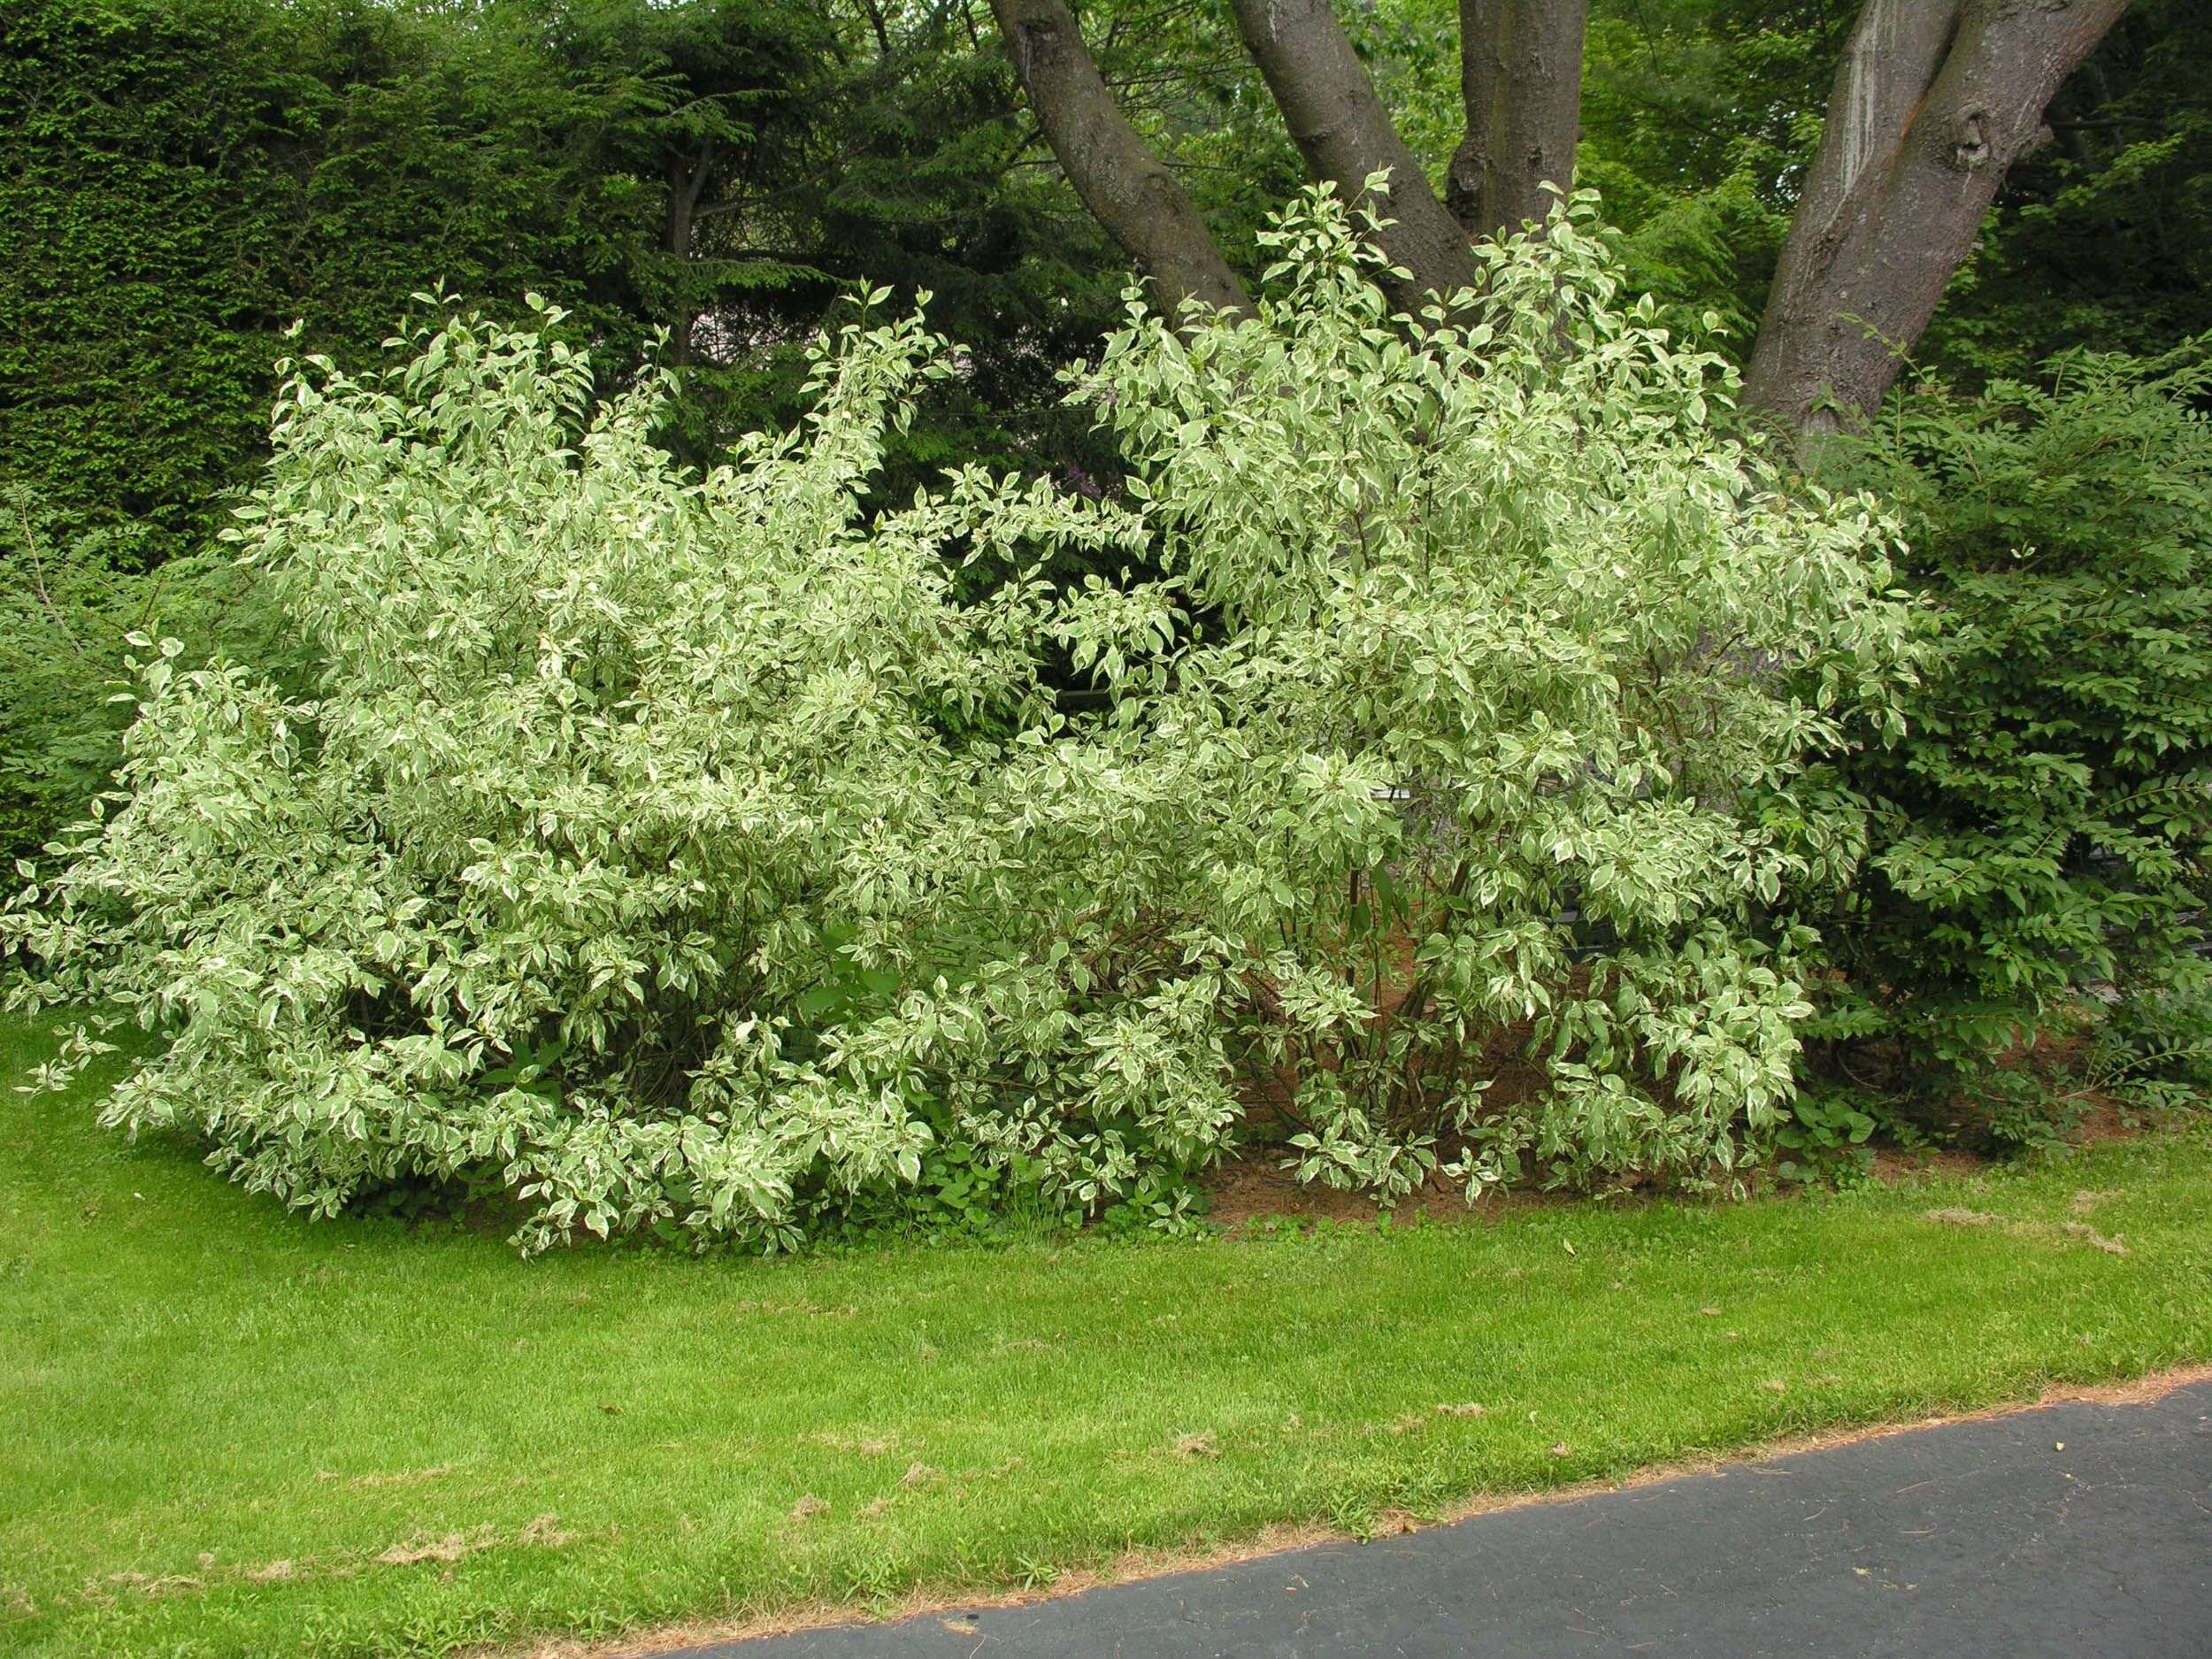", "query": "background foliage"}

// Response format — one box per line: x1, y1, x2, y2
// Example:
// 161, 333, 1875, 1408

1807, 350, 2212, 1145
7, 0, 2205, 571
